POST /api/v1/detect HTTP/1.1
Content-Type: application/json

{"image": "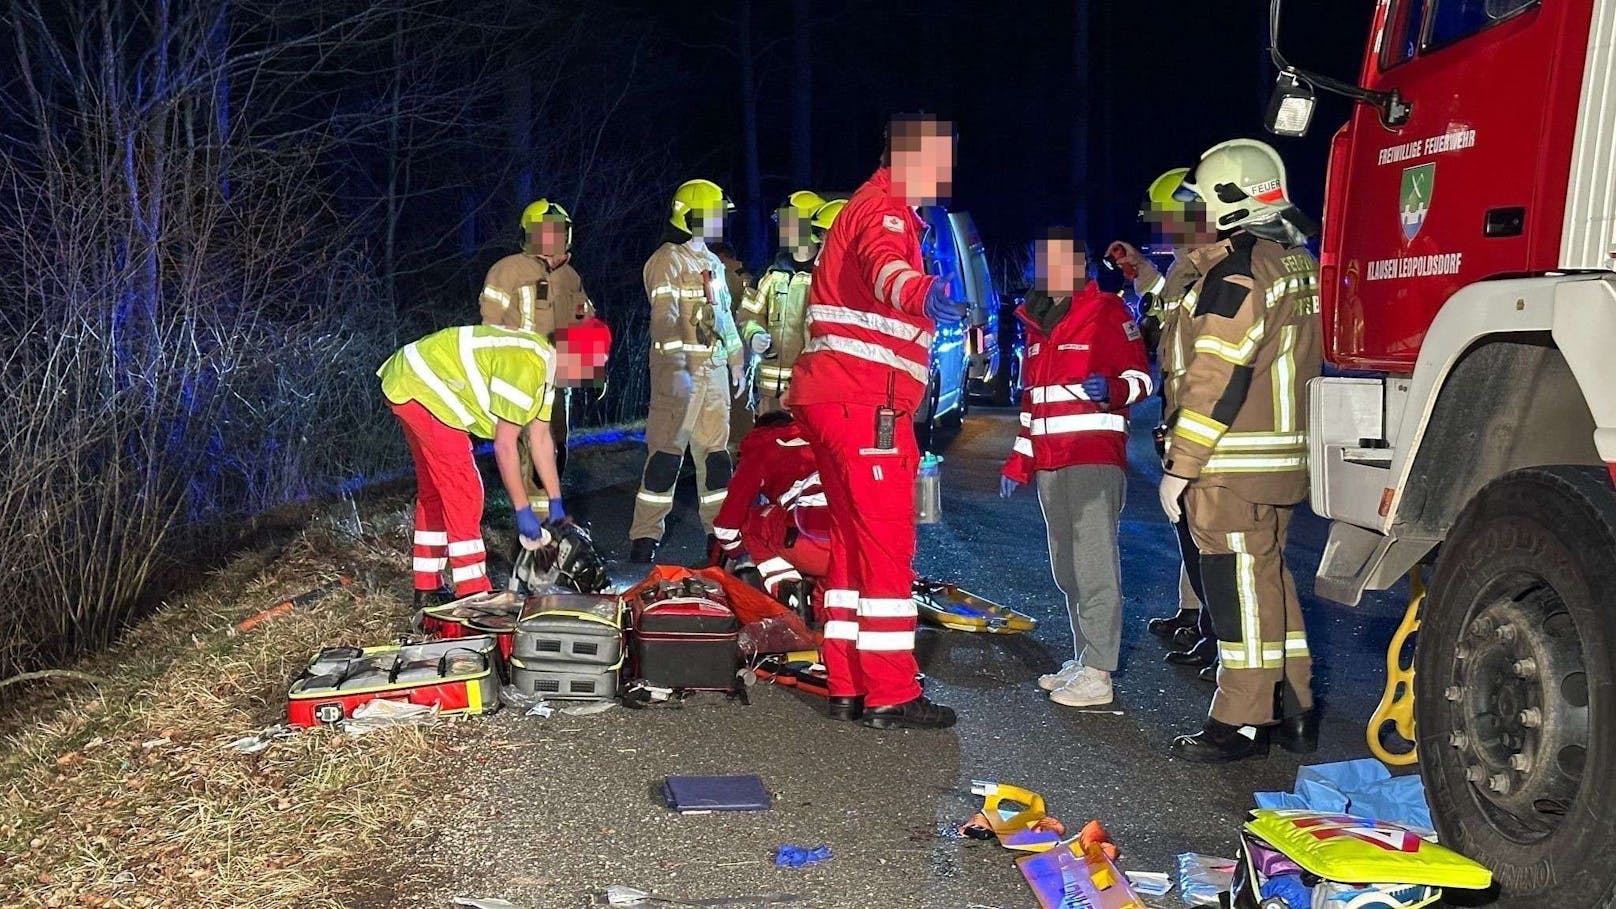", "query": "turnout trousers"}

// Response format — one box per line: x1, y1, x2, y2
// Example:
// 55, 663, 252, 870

392, 400, 492, 597
793, 402, 922, 708
630, 365, 734, 541
1185, 484, 1312, 726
